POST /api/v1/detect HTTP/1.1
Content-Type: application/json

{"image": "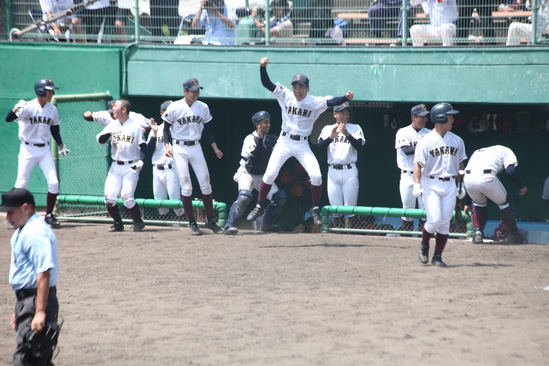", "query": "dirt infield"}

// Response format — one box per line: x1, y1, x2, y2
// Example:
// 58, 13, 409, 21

1, 216, 548, 366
